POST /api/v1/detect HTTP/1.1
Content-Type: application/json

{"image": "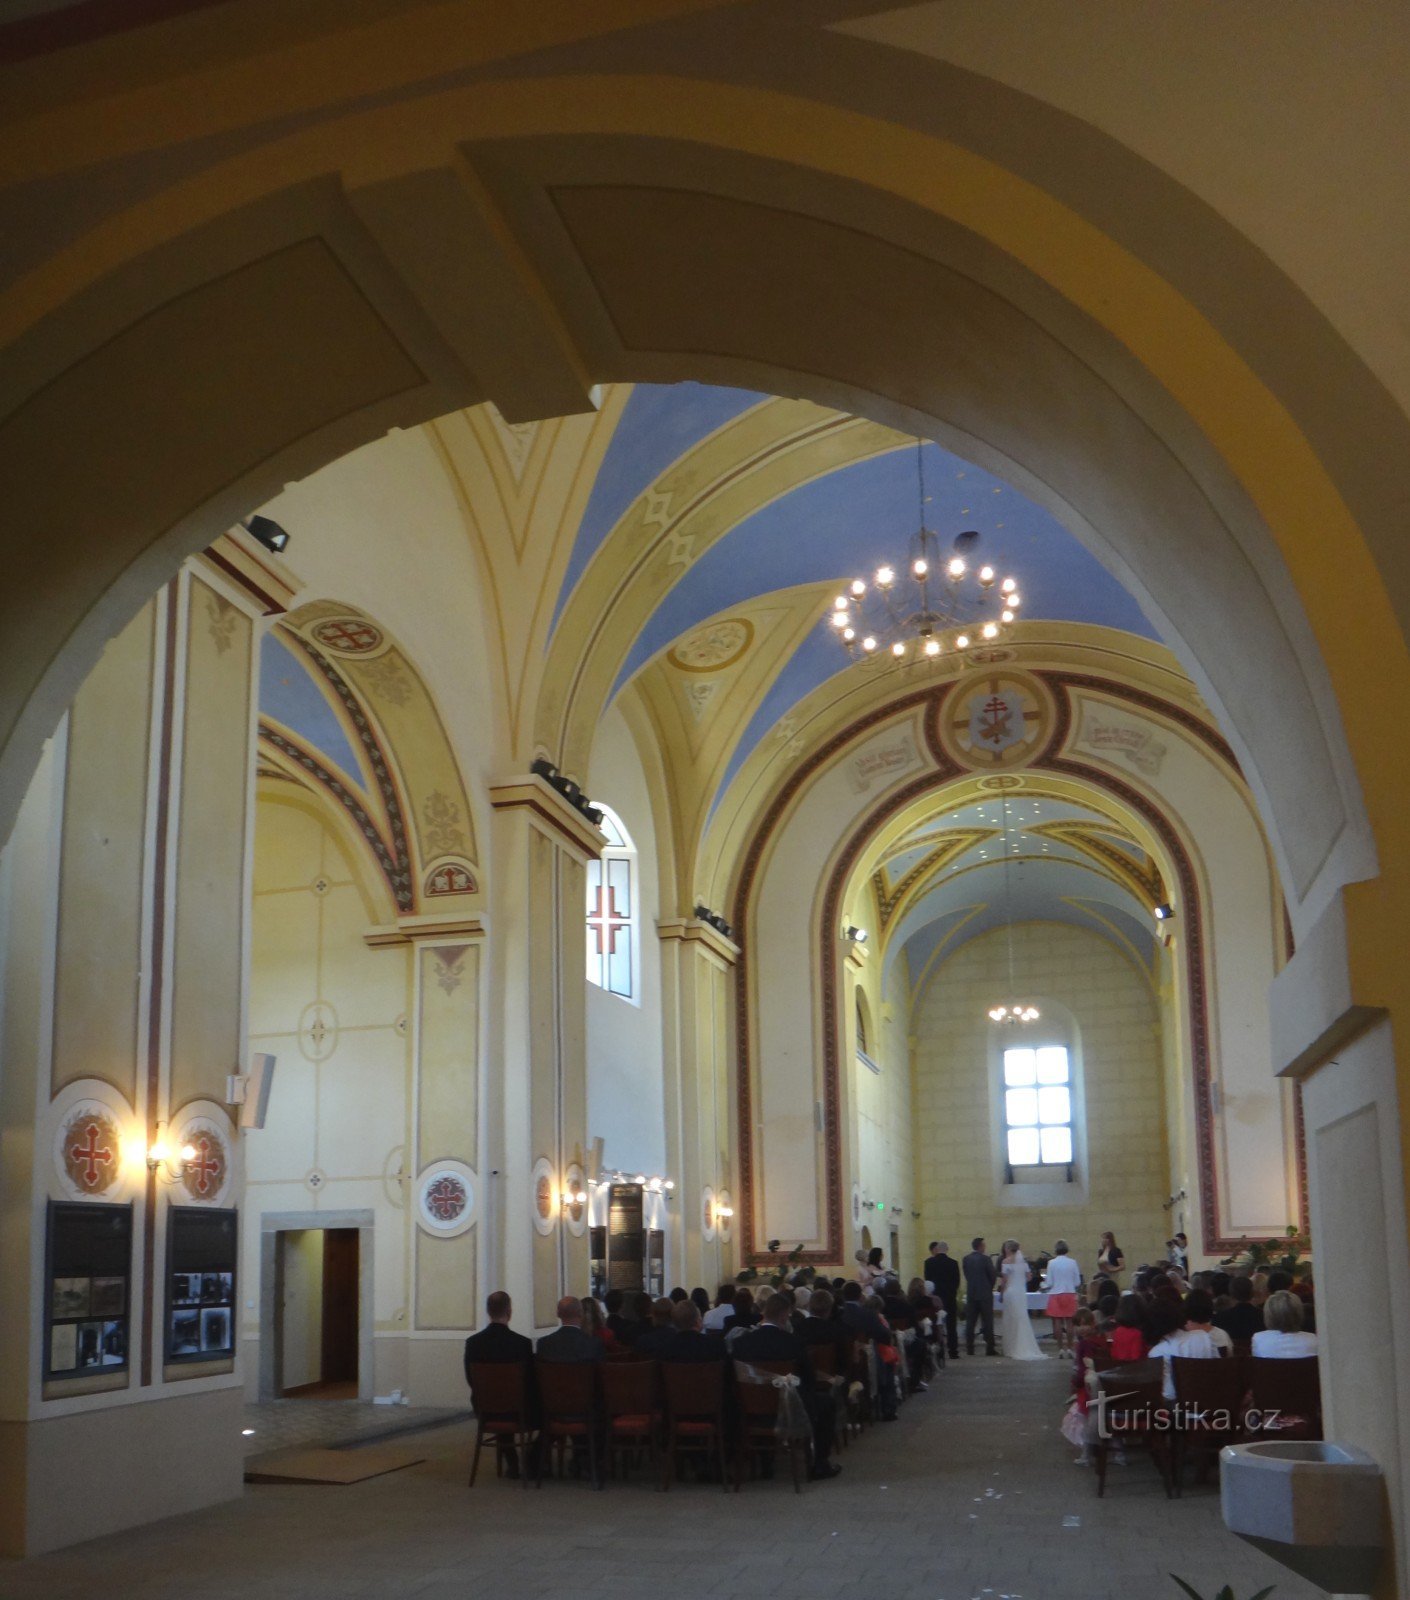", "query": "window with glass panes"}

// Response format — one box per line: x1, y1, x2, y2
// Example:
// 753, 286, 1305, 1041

586, 807, 635, 999
1003, 1045, 1073, 1168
